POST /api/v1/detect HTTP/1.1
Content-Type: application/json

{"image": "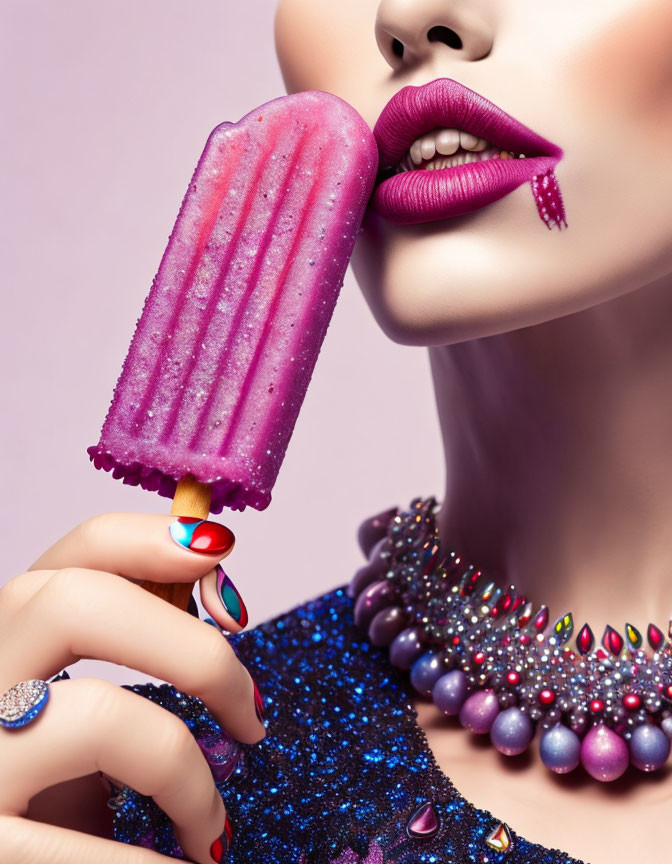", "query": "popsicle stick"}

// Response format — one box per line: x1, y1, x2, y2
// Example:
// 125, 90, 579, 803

139, 476, 212, 611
